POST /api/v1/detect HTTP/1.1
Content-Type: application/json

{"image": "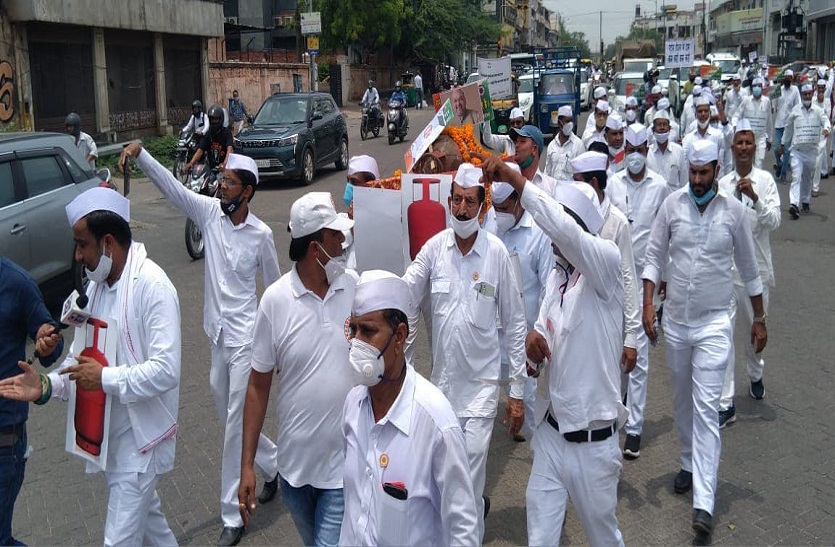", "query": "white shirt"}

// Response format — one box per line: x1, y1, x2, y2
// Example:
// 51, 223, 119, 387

76, 132, 98, 169
414, 74, 423, 90
545, 133, 585, 181
250, 265, 358, 489
782, 103, 831, 151
136, 152, 281, 346
718, 167, 781, 286
183, 112, 209, 135
815, 96, 833, 124
50, 243, 181, 475
648, 140, 688, 191
403, 228, 528, 417
732, 95, 774, 142
530, 169, 559, 197
680, 99, 696, 135
582, 125, 606, 149
774, 84, 800, 128
598, 197, 639, 349
607, 168, 670, 275
643, 188, 763, 328
362, 87, 380, 107
521, 183, 627, 433
340, 366, 478, 546
481, 122, 515, 155
724, 88, 743, 120
682, 125, 733, 176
